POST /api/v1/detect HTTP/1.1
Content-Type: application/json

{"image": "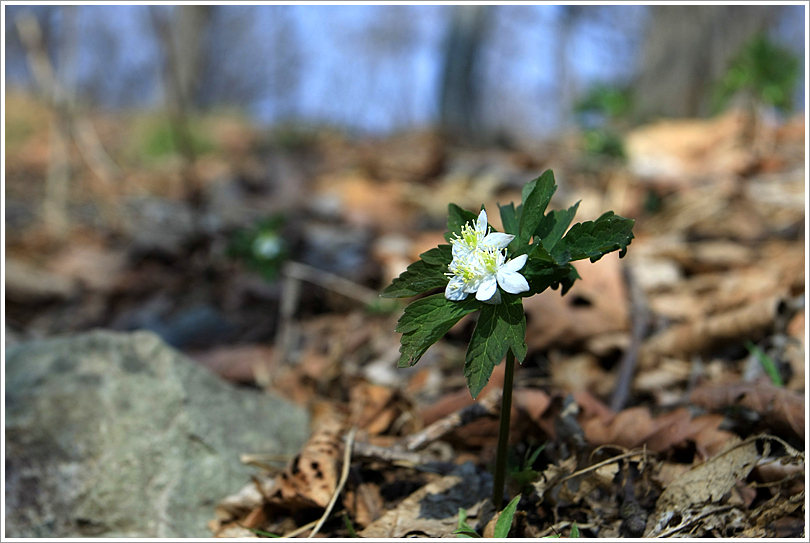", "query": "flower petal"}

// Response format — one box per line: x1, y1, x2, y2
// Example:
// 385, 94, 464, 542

501, 254, 528, 273
476, 209, 488, 232
497, 269, 529, 294
482, 288, 502, 304
445, 276, 469, 301
482, 232, 514, 249
475, 276, 498, 301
